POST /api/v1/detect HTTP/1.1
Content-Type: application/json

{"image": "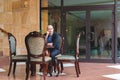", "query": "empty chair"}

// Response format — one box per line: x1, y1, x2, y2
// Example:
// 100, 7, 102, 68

56, 32, 82, 77
8, 33, 27, 76
25, 31, 52, 80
